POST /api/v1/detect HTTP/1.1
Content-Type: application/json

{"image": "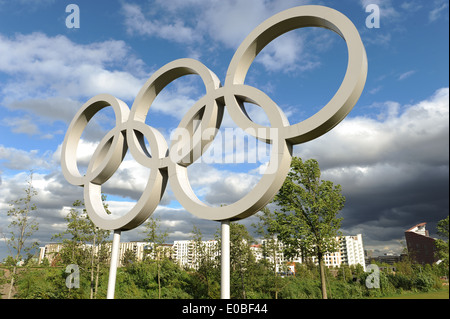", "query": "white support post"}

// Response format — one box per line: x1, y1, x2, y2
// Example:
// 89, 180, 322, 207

107, 229, 121, 299
221, 220, 230, 299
